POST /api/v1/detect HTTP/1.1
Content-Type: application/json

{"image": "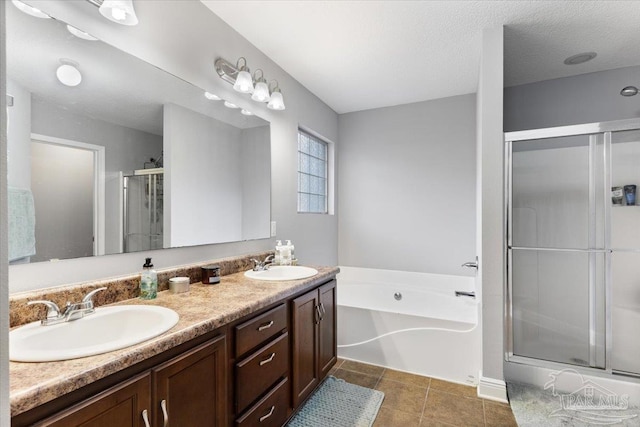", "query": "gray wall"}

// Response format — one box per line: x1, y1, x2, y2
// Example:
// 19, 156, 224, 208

8, 0, 338, 292
505, 65, 640, 132
31, 98, 163, 257
338, 94, 476, 275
